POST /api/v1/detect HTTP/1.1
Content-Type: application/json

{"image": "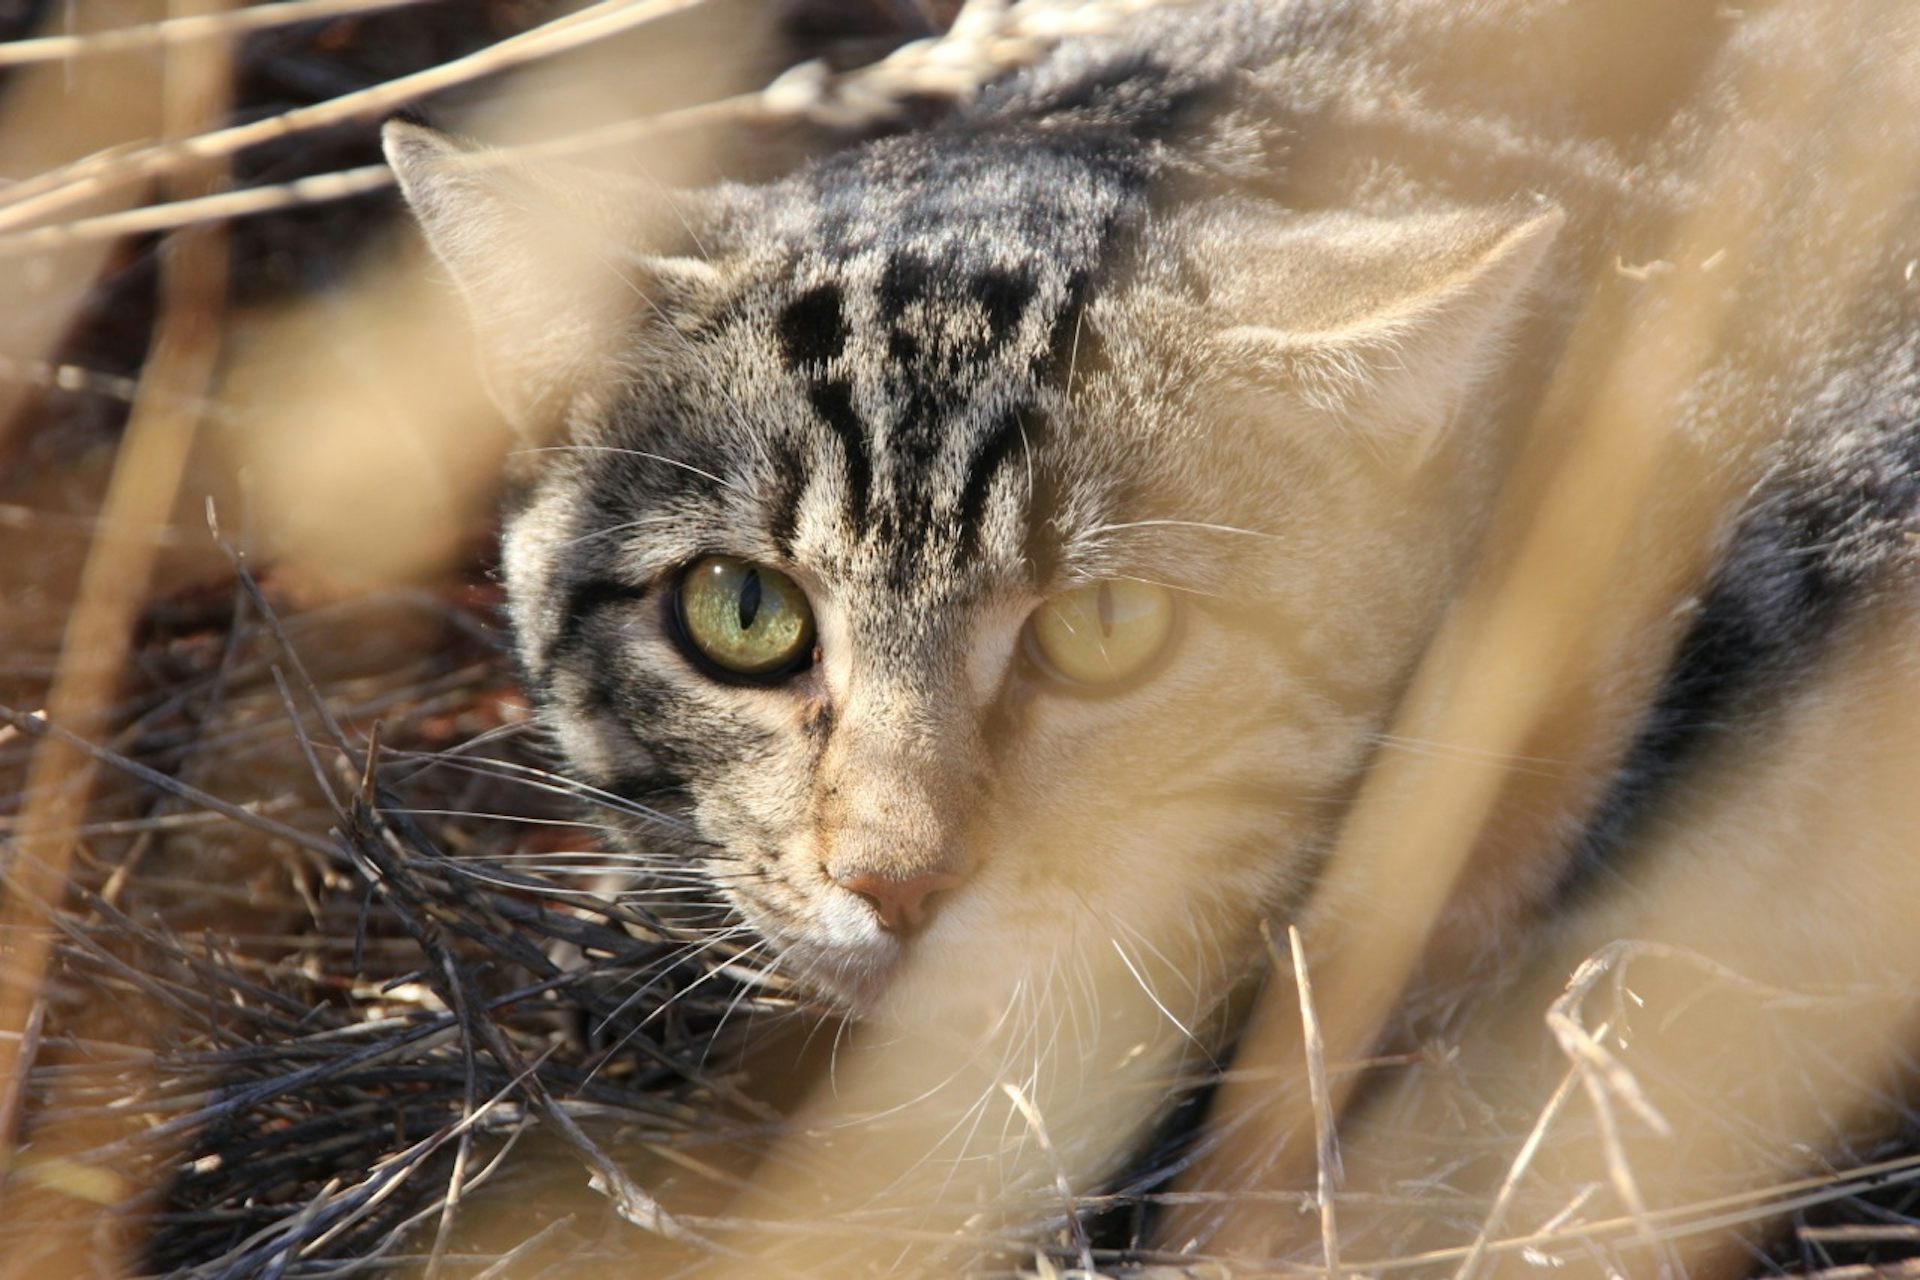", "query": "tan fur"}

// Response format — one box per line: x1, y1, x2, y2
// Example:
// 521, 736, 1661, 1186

383, 1, 1920, 1270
